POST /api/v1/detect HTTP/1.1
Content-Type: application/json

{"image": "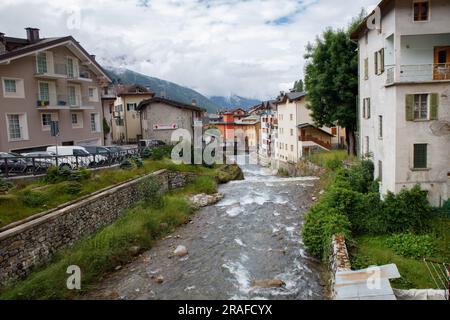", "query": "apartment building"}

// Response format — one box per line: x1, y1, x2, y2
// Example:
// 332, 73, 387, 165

274, 92, 334, 168
0, 28, 111, 152
111, 84, 155, 144
256, 101, 277, 167
351, 0, 450, 206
